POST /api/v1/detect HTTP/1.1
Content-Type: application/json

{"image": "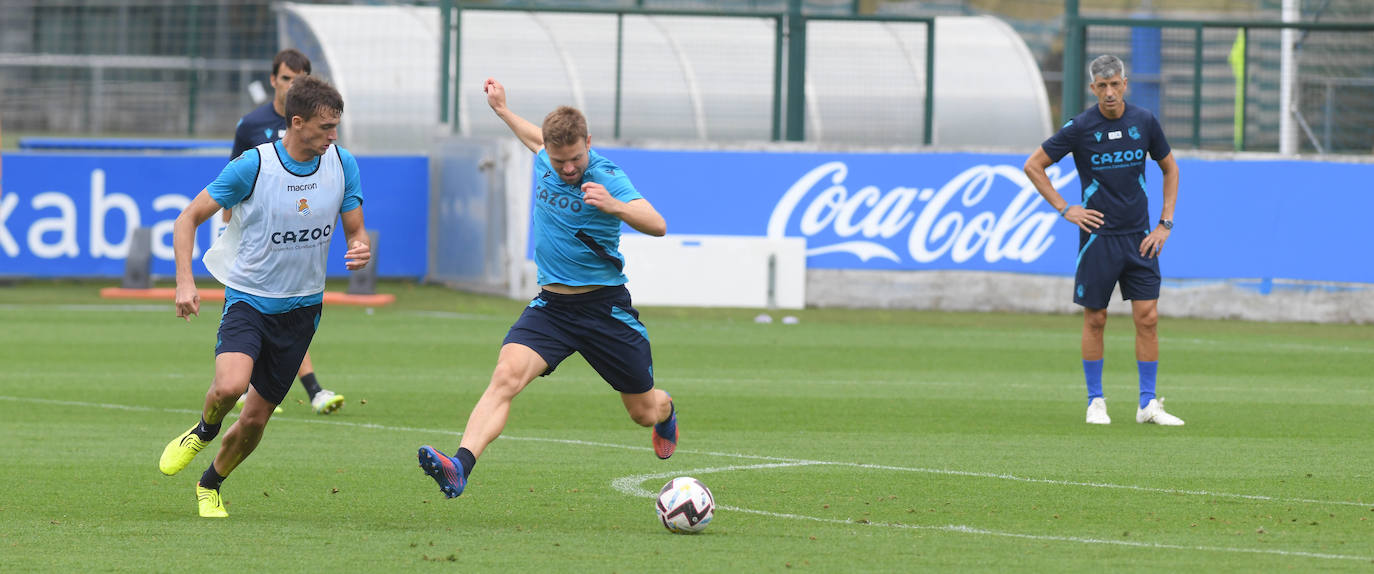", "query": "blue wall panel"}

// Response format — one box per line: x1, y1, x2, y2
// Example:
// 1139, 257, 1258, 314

0, 152, 427, 278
